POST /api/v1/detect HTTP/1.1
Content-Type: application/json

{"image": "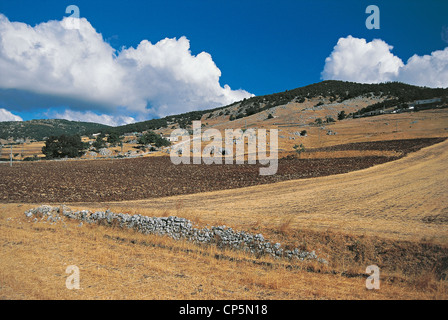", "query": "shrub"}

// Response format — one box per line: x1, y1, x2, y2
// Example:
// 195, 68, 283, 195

337, 110, 347, 120
325, 116, 336, 123
23, 155, 39, 161
293, 143, 306, 157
